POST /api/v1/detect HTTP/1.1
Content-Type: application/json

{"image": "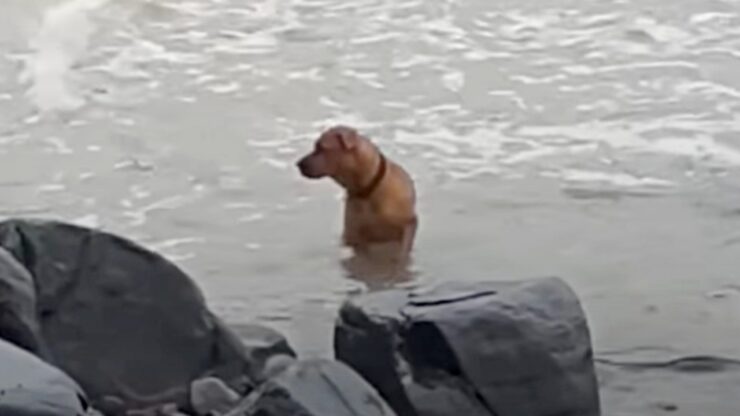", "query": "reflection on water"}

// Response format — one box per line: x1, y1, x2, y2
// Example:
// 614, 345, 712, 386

340, 243, 417, 290
1, 0, 740, 414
